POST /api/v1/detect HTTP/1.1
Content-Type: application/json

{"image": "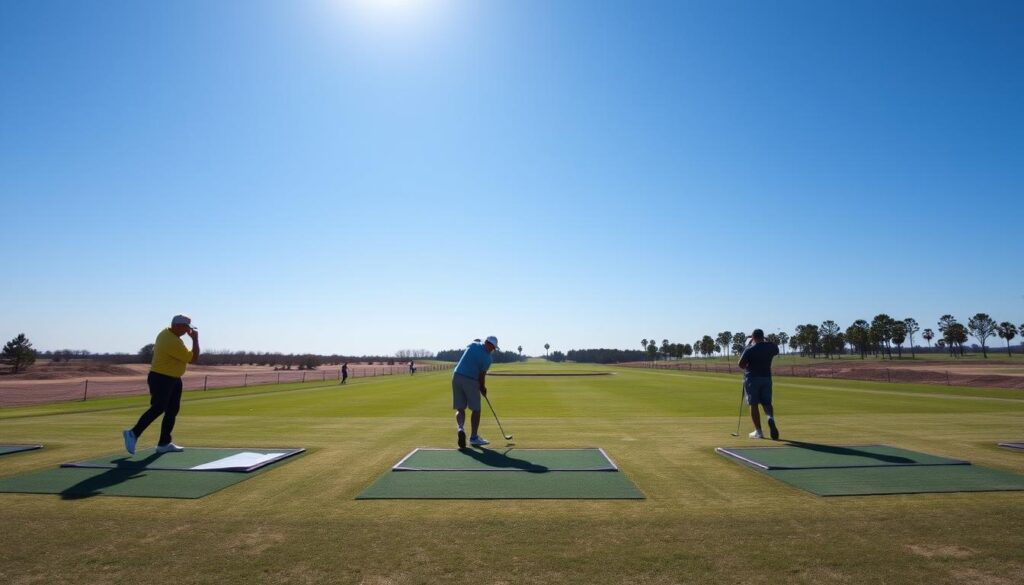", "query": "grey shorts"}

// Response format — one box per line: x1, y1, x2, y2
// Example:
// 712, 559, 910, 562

744, 376, 773, 406
452, 374, 481, 412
